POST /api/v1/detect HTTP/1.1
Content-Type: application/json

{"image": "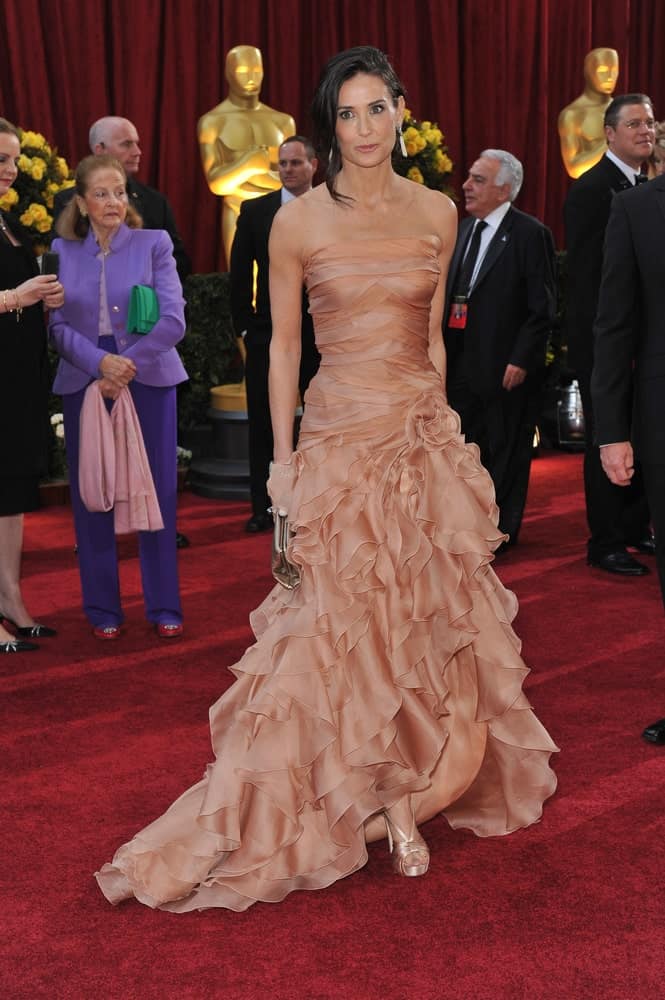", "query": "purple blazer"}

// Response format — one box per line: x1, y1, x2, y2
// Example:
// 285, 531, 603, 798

49, 225, 188, 394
